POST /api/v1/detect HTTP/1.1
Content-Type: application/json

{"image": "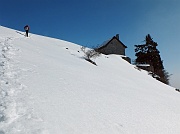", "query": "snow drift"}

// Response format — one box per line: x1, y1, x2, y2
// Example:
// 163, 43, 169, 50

0, 26, 180, 134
